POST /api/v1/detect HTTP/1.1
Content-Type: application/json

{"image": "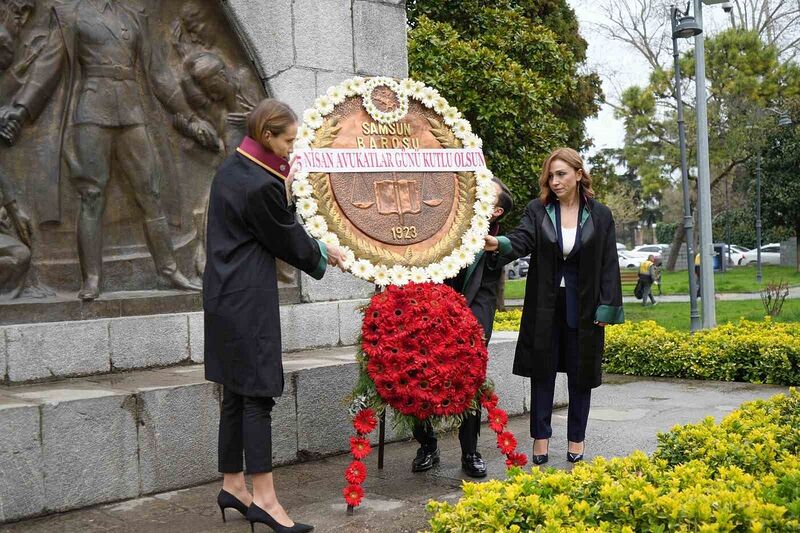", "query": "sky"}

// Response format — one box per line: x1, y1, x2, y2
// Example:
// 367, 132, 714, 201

568, 0, 732, 154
